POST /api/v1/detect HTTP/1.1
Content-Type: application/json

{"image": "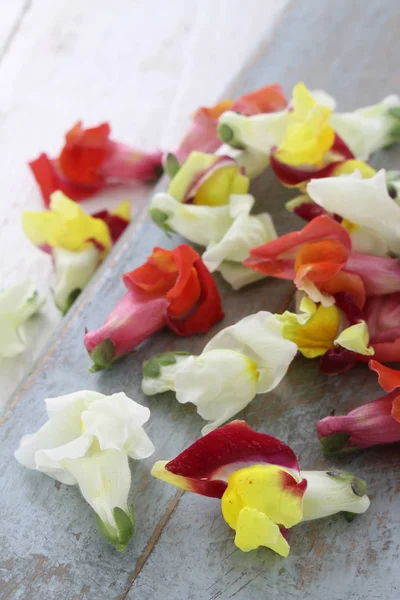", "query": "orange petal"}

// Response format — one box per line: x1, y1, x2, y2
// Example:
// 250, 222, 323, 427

295, 240, 348, 283
319, 271, 366, 308
369, 360, 400, 392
